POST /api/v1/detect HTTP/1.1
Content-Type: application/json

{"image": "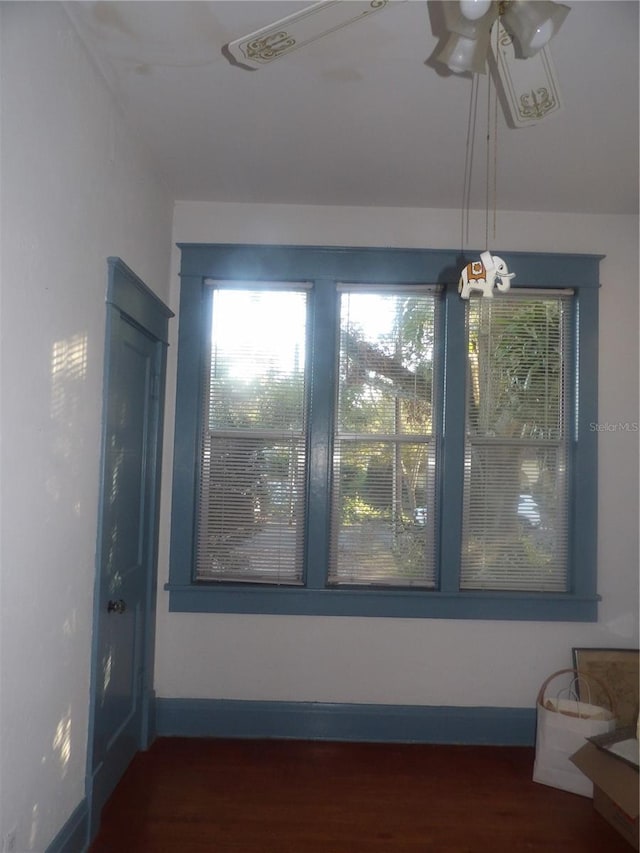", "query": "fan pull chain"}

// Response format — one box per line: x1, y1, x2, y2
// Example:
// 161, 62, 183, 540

485, 67, 491, 251
461, 73, 480, 254
492, 21, 500, 242
485, 22, 500, 250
